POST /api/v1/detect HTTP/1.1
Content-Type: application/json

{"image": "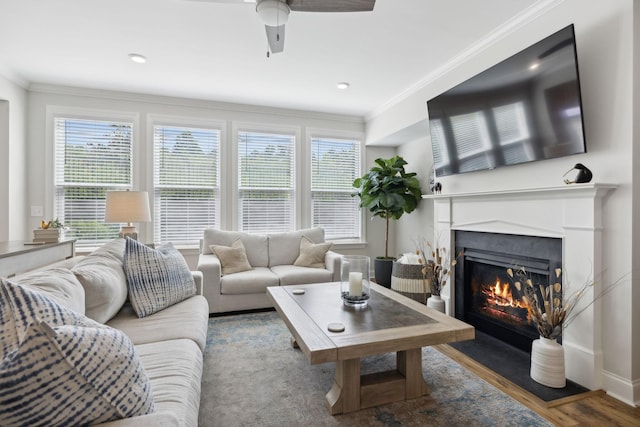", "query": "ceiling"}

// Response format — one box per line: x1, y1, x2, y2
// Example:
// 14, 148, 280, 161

0, 0, 540, 118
